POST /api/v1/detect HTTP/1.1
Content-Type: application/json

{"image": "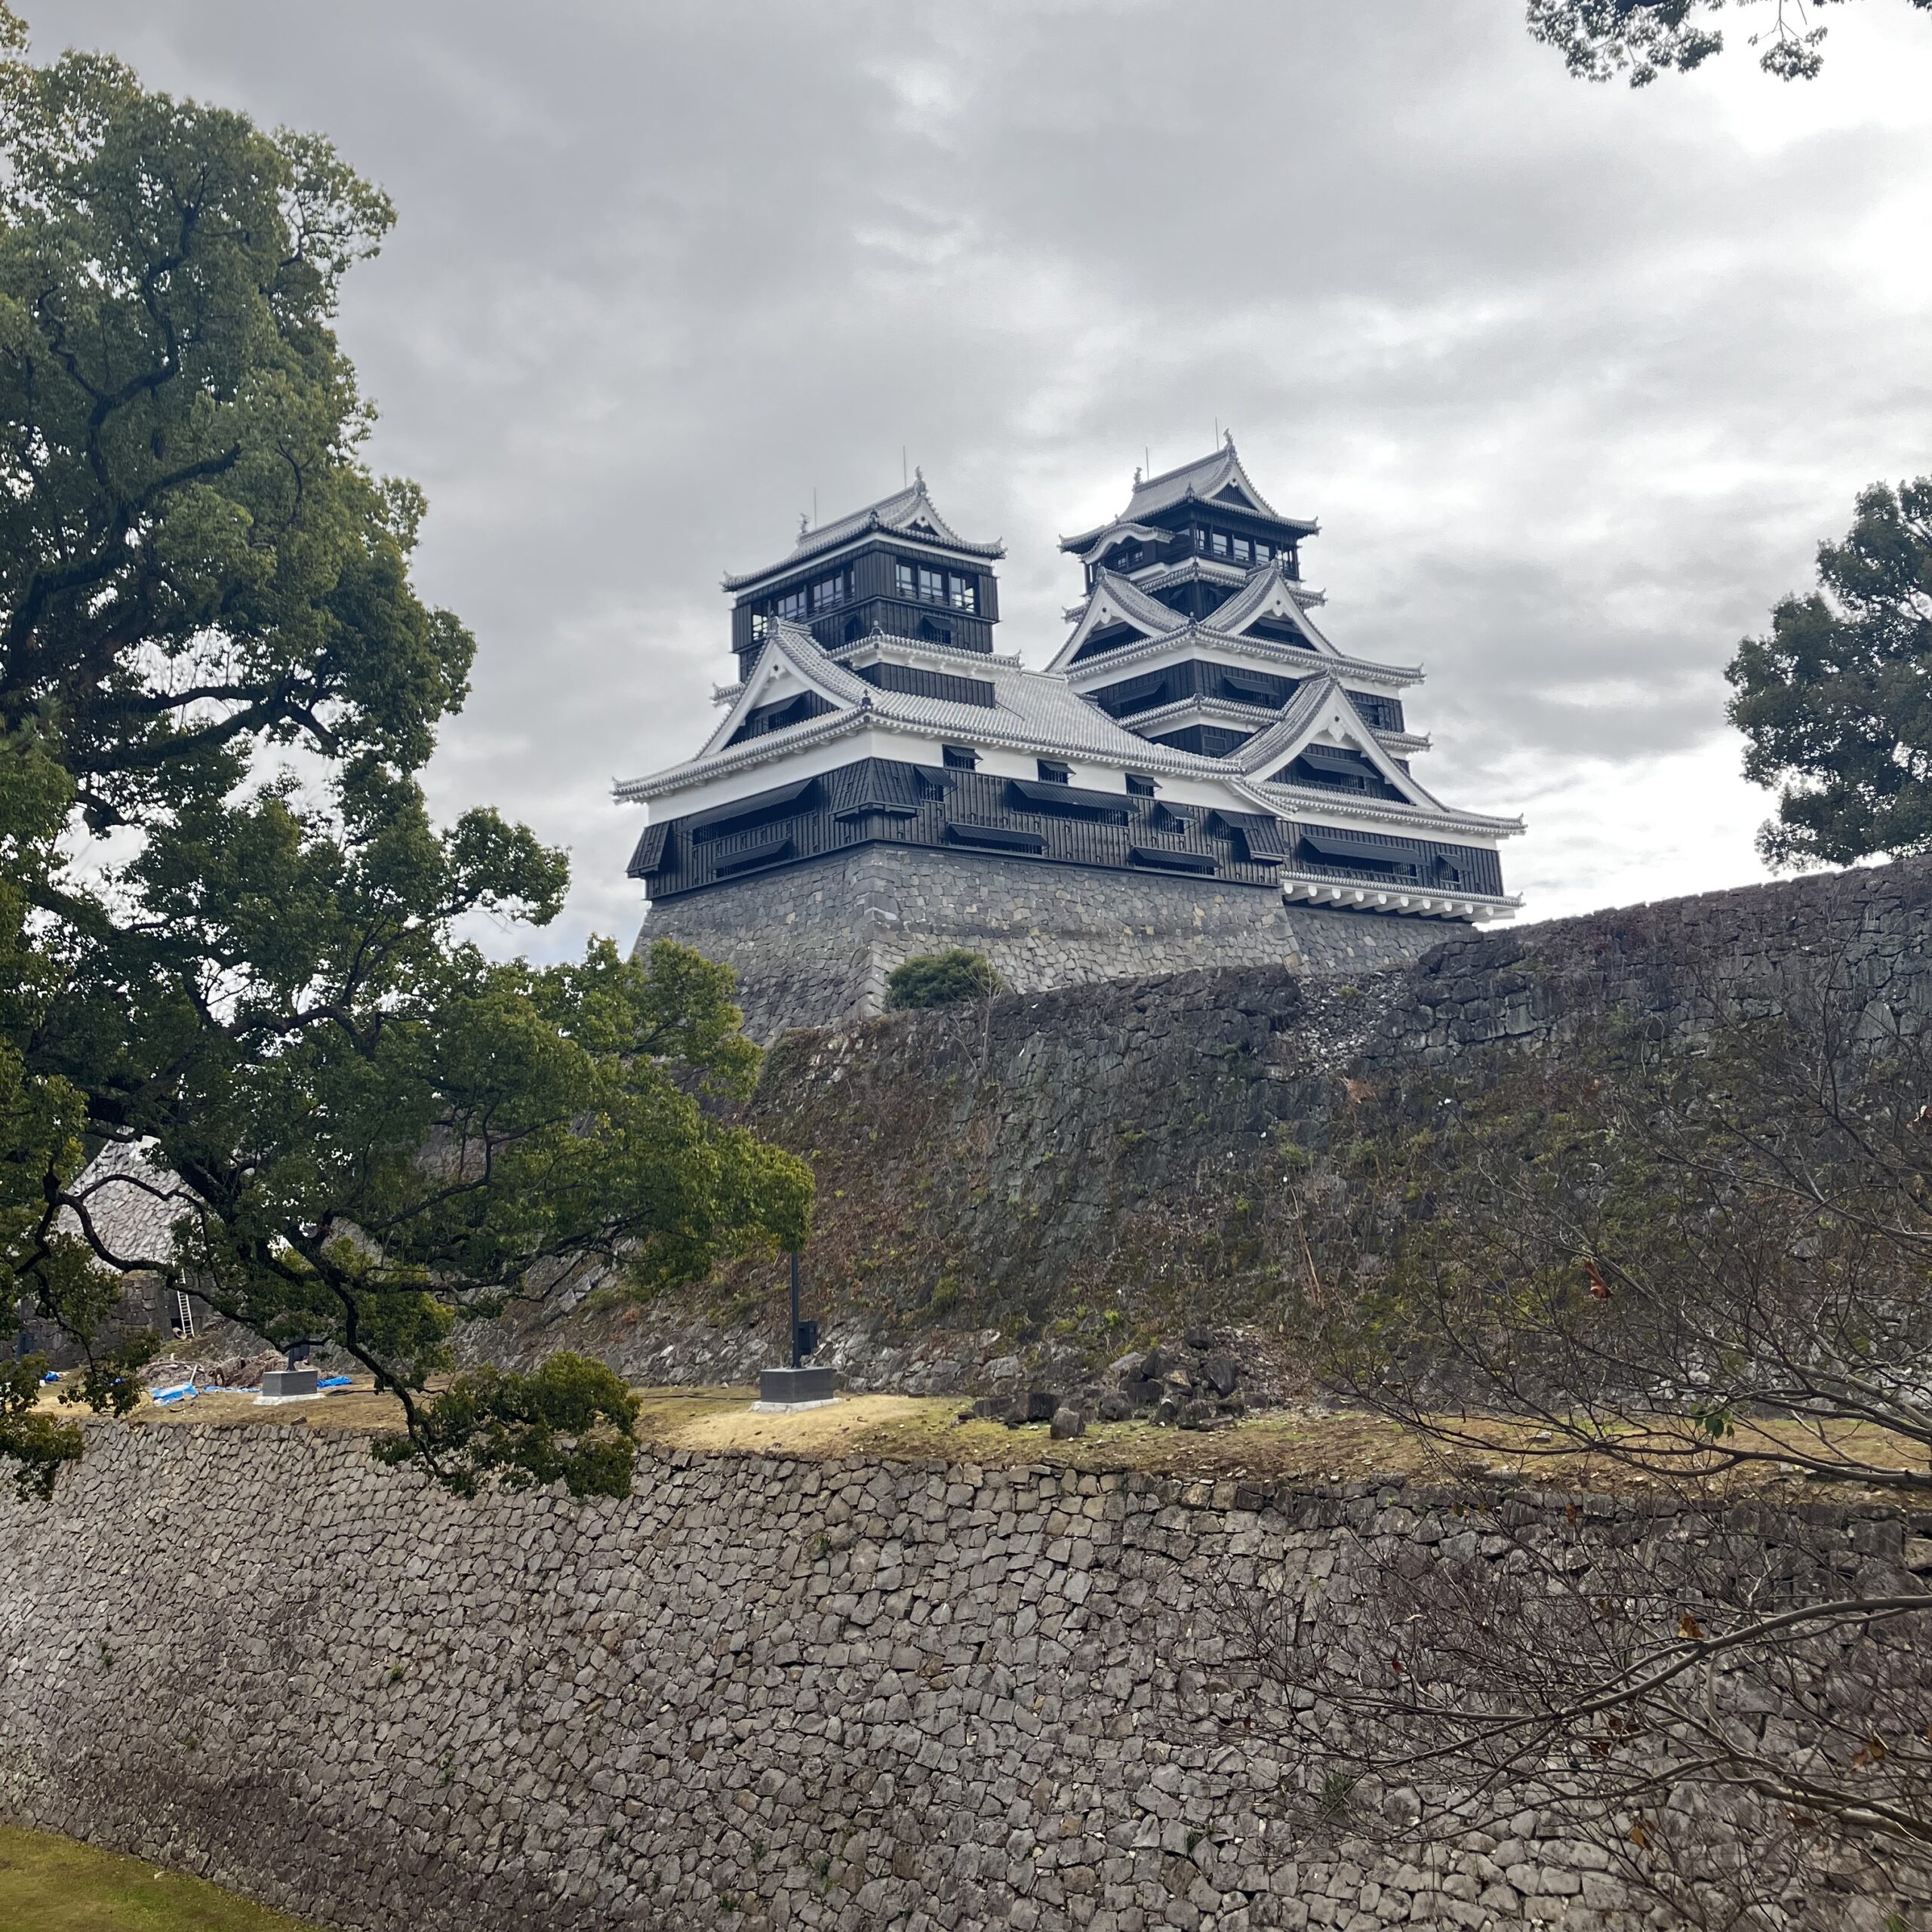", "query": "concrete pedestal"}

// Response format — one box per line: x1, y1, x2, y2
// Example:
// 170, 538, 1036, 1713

260, 1367, 319, 1400
755, 1365, 838, 1410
